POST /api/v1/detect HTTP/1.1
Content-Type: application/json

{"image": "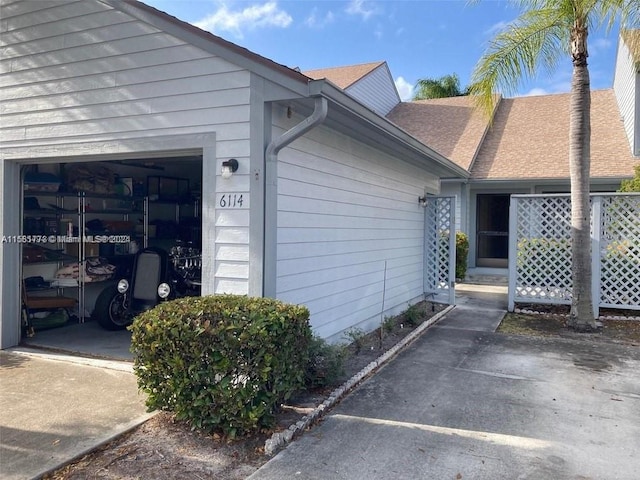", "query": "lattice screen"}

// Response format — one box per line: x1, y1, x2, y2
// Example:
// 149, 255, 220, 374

513, 196, 573, 303
424, 196, 454, 304
599, 195, 640, 309
510, 193, 640, 314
